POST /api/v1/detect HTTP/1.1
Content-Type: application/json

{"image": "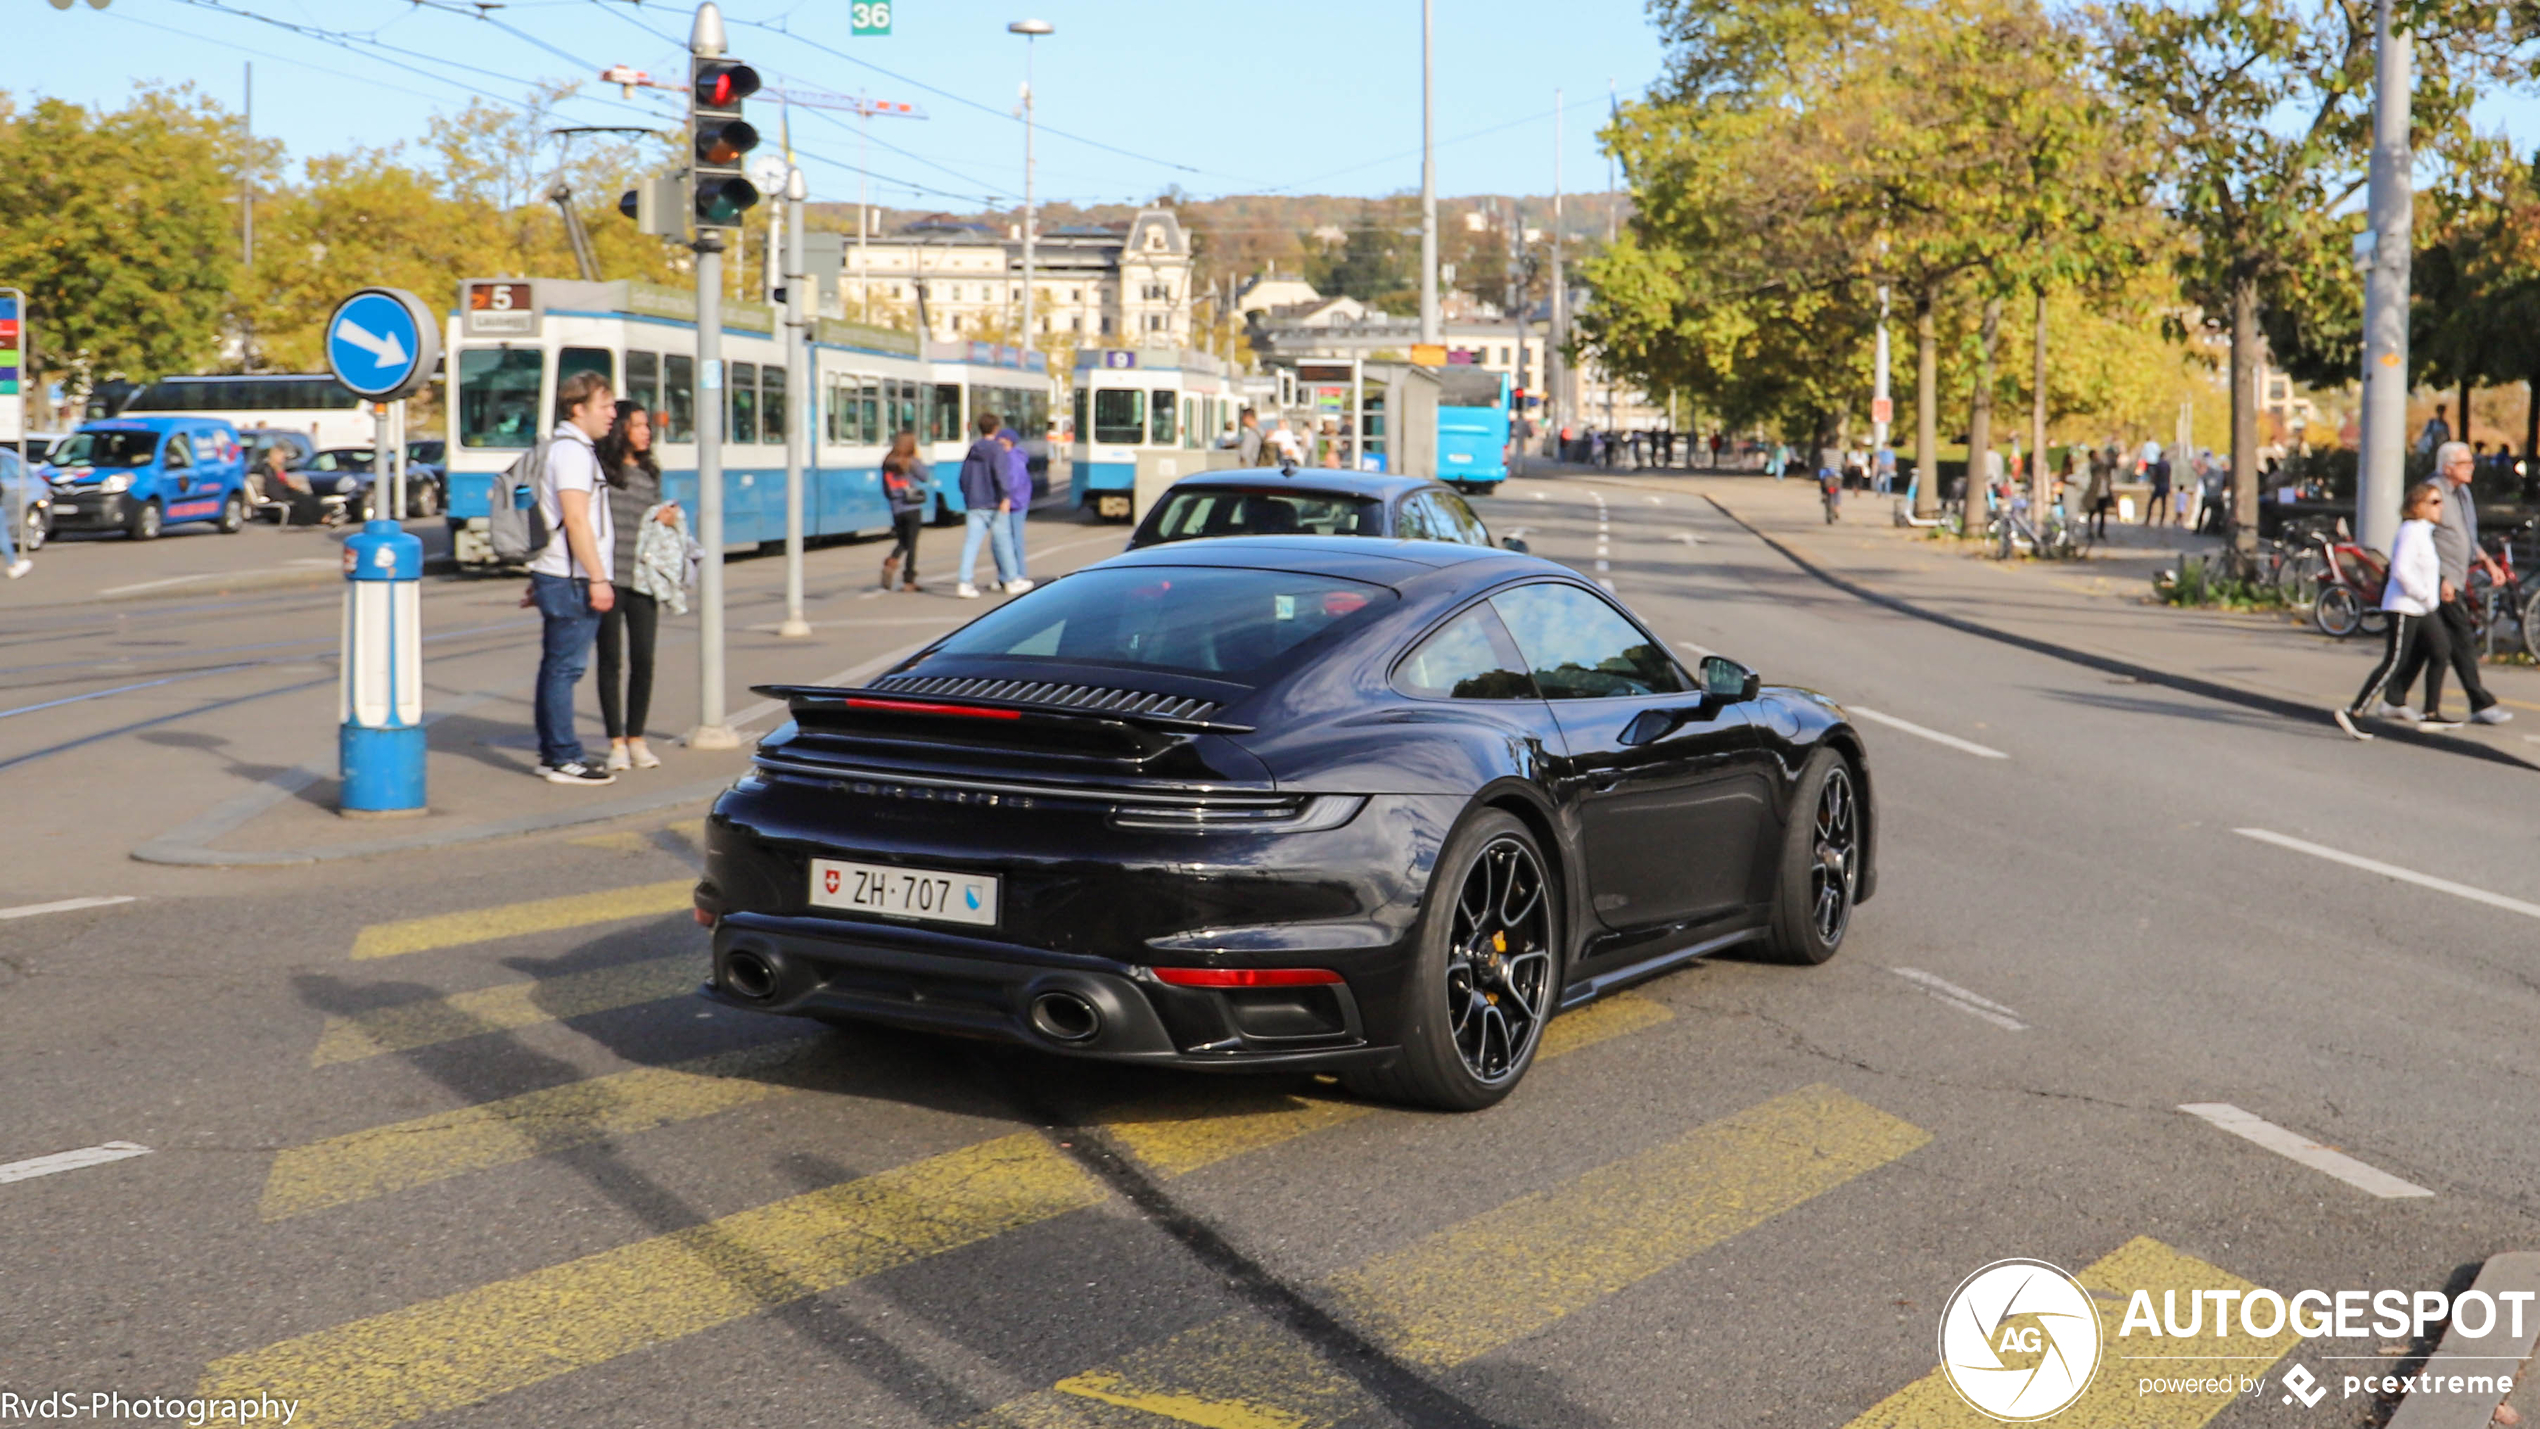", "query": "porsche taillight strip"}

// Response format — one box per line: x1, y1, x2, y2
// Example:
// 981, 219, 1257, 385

1149, 967, 1345, 988
843, 698, 1023, 721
